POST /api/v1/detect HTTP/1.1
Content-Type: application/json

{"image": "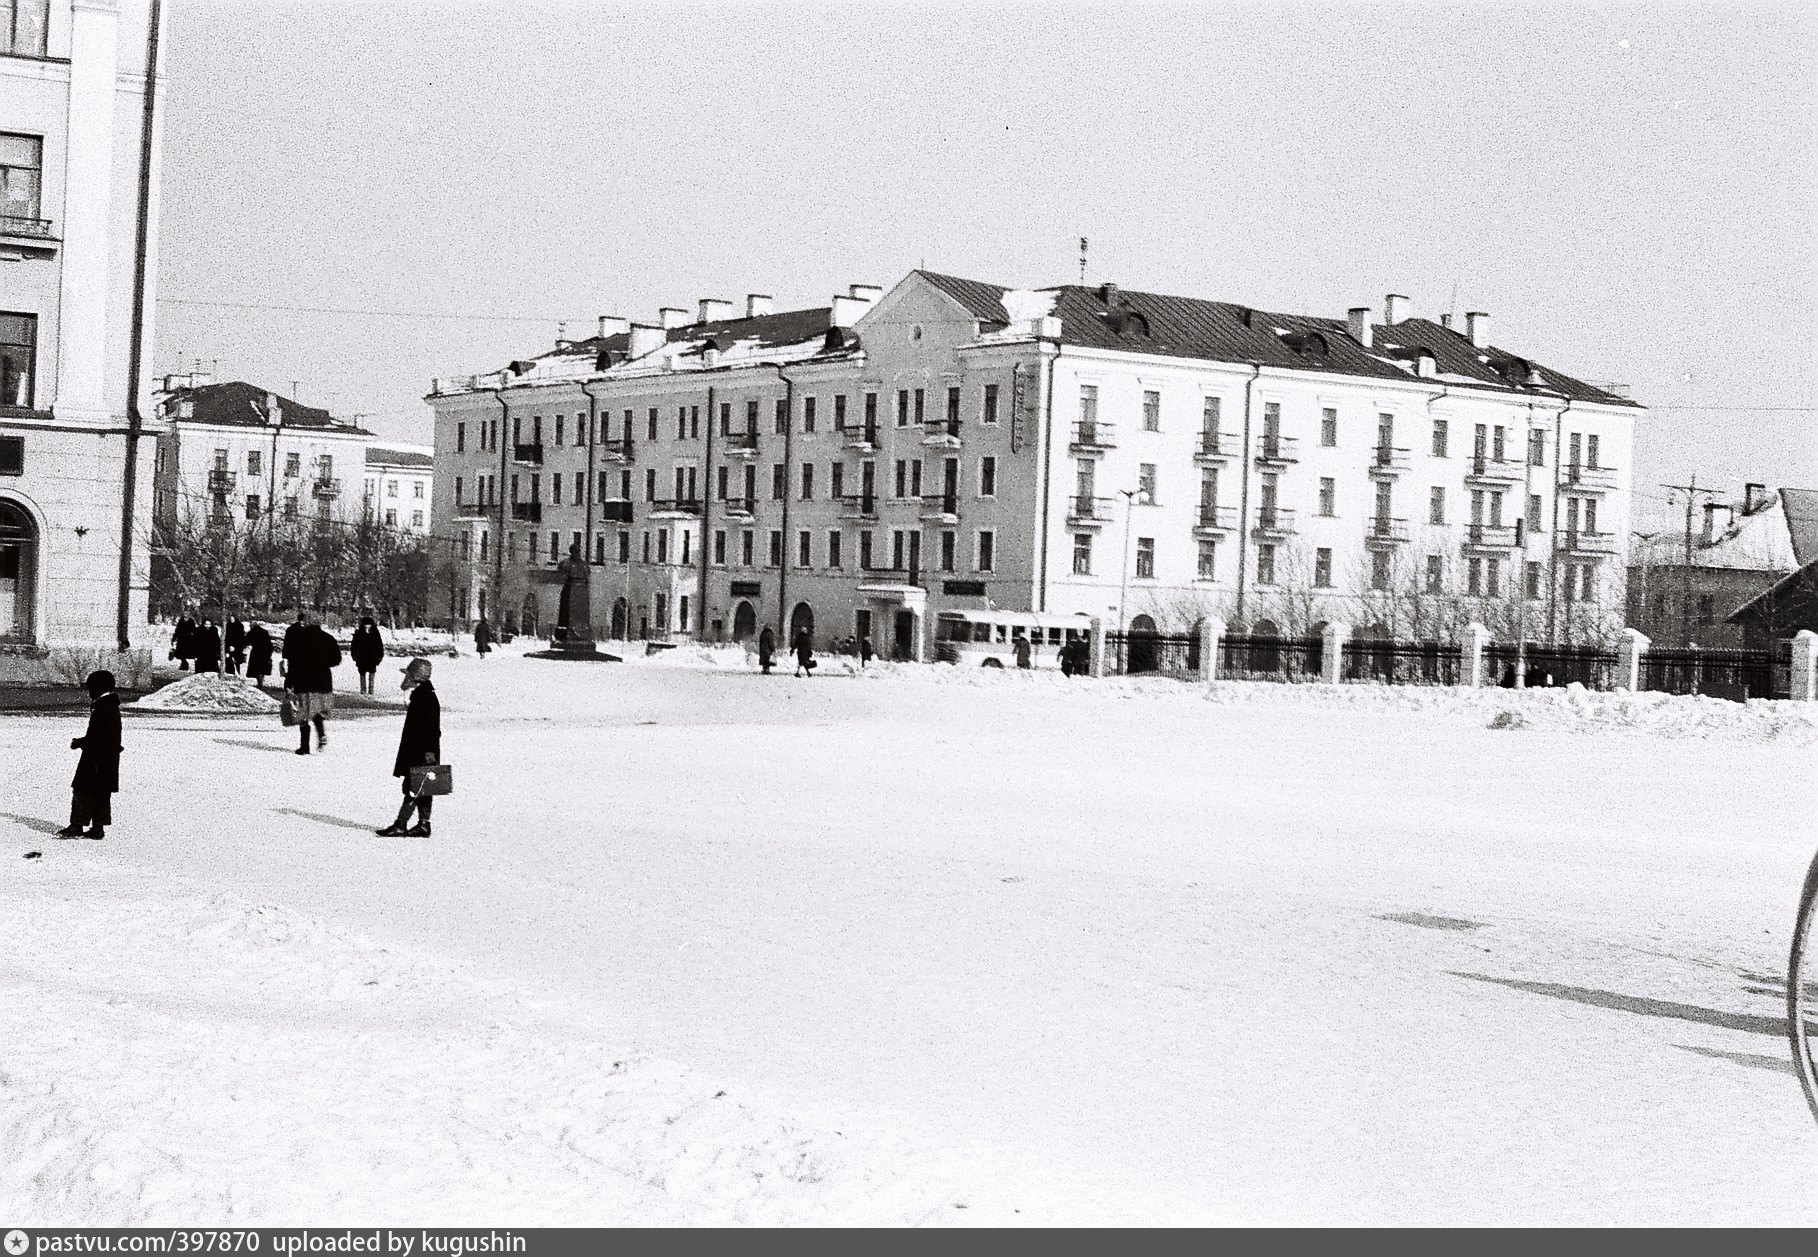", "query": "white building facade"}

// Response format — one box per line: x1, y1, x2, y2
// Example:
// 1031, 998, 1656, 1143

427, 272, 1641, 655
363, 445, 433, 534
1, 0, 166, 649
